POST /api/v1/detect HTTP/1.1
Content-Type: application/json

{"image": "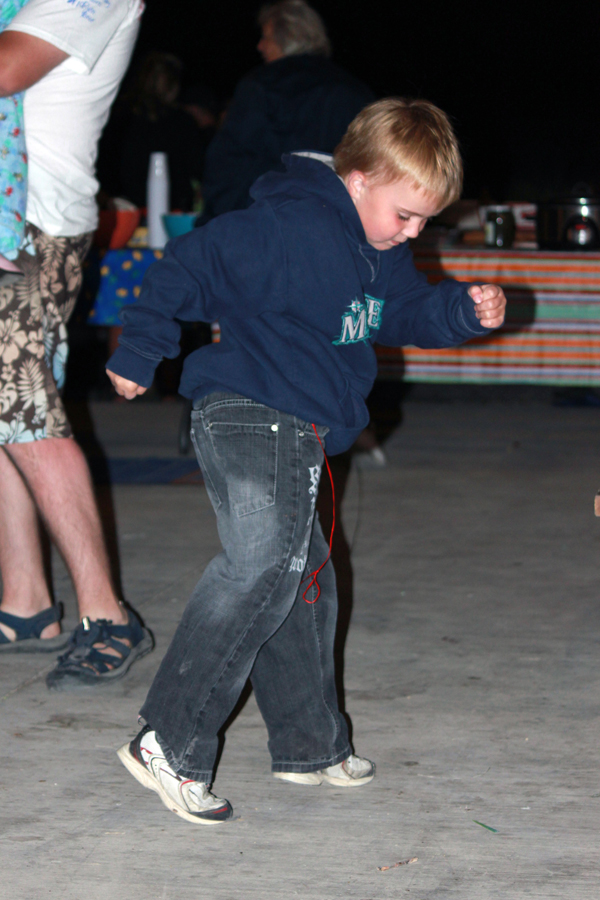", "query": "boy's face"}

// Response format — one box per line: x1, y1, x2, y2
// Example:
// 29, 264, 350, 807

345, 173, 443, 251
